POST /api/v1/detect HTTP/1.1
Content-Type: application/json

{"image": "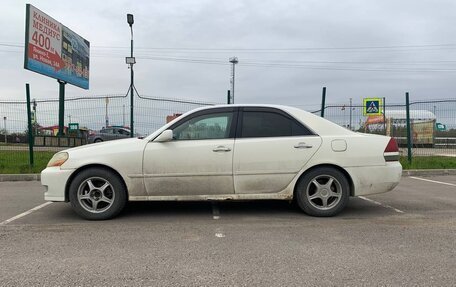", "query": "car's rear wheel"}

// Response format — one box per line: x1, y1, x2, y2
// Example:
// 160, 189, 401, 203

69, 168, 127, 220
94, 138, 103, 143
295, 167, 349, 217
